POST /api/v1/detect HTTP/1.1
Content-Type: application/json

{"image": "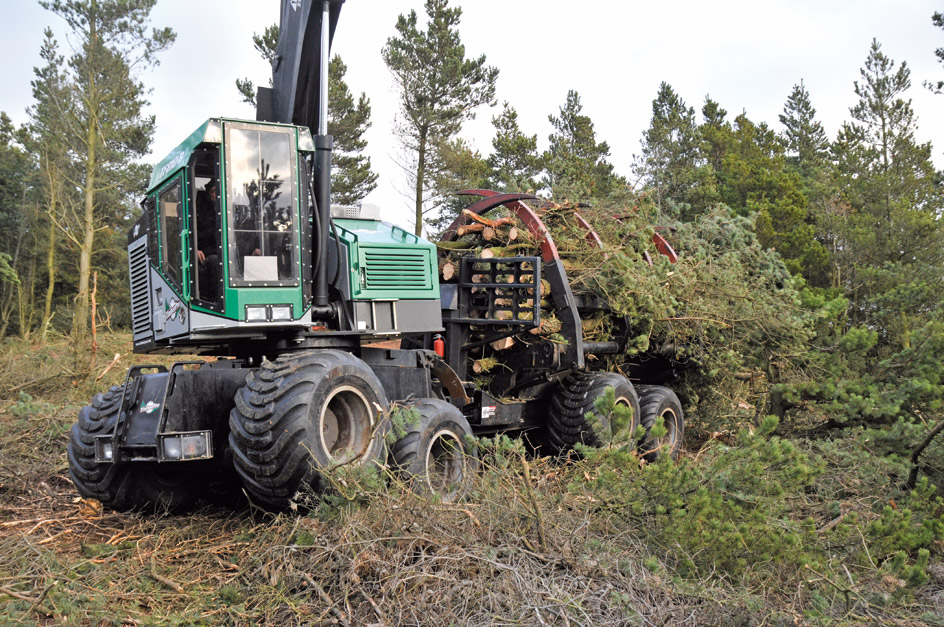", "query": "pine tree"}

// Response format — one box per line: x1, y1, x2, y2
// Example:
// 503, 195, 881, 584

383, 0, 498, 235
835, 40, 943, 343
845, 40, 939, 252
27, 29, 73, 338
328, 56, 378, 205
635, 82, 701, 214
716, 113, 829, 282
486, 102, 540, 193
426, 137, 490, 234
235, 24, 279, 106
543, 90, 623, 200
699, 96, 730, 178
779, 81, 829, 183
38, 0, 174, 362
